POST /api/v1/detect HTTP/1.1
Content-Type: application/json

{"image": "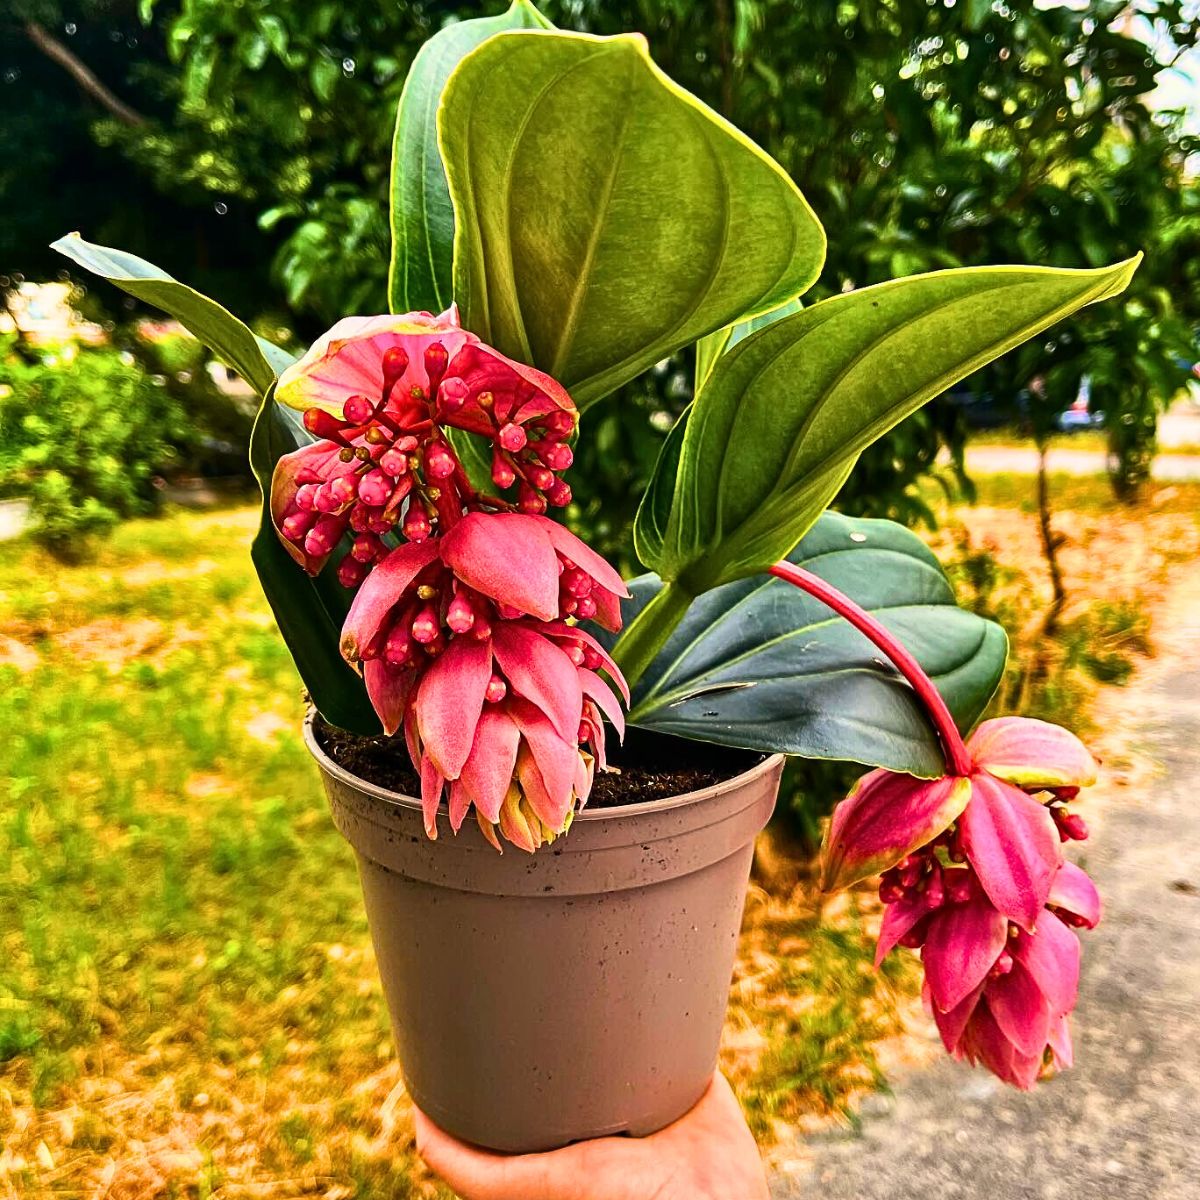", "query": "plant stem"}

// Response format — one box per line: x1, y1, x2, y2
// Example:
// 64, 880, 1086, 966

1035, 437, 1066, 636
768, 561, 974, 777
610, 580, 694, 689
